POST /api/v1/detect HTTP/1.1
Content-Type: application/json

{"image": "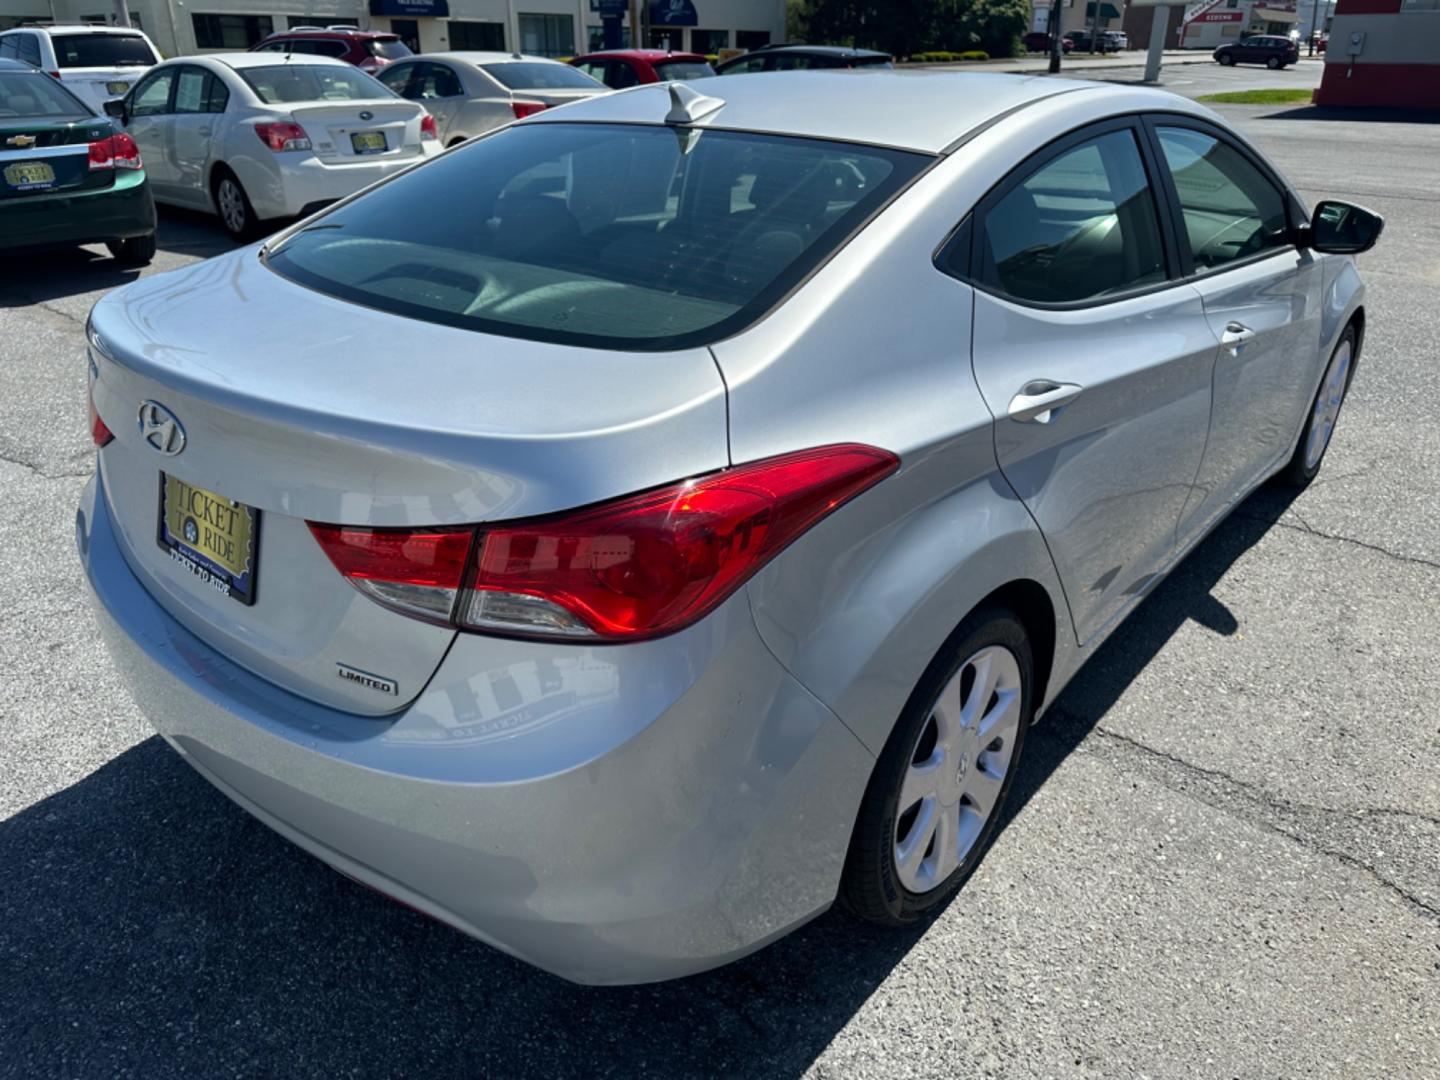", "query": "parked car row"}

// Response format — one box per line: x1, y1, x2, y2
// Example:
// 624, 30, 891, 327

0, 26, 906, 257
